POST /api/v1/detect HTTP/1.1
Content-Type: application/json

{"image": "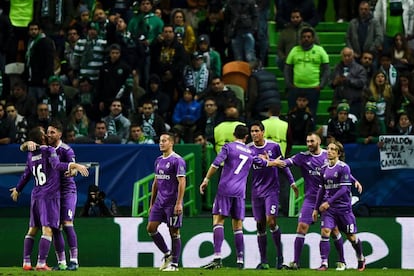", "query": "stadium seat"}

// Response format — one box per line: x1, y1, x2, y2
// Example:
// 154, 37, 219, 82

222, 61, 252, 92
